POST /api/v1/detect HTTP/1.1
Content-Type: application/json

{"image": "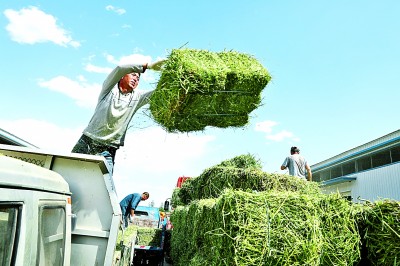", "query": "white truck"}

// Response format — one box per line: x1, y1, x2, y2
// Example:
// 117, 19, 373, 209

0, 143, 121, 265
